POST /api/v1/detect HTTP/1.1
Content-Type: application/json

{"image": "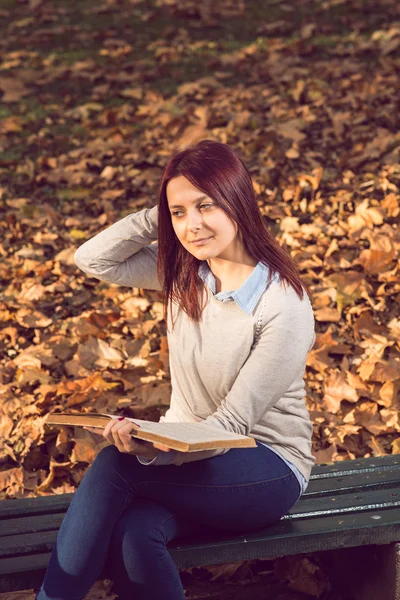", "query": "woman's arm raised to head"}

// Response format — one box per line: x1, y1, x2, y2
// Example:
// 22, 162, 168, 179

74, 205, 162, 290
